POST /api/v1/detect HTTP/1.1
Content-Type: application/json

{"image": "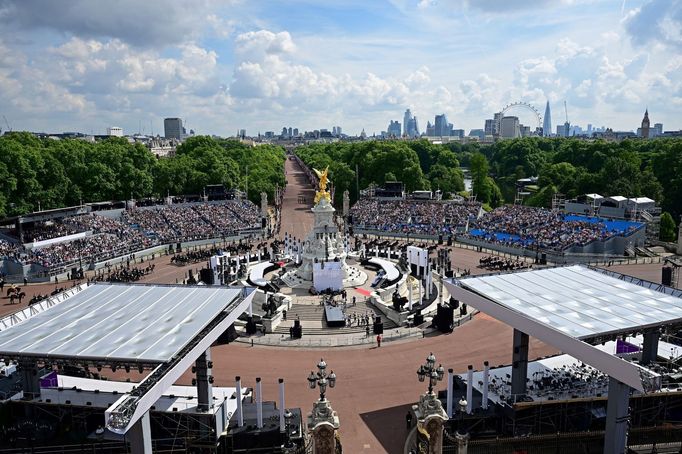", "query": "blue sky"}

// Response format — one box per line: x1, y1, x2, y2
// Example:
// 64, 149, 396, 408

0, 0, 680, 136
